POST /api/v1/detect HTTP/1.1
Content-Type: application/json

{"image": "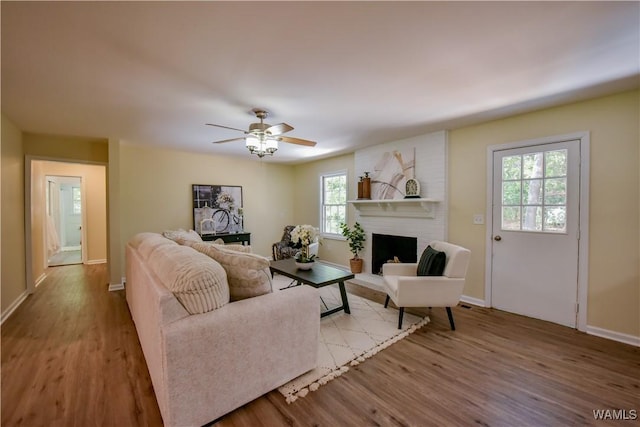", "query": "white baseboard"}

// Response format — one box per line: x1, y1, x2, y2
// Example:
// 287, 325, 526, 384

586, 325, 640, 347
108, 276, 126, 292
460, 295, 486, 307
62, 246, 81, 251
1, 291, 29, 324
85, 259, 107, 265
34, 273, 47, 288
